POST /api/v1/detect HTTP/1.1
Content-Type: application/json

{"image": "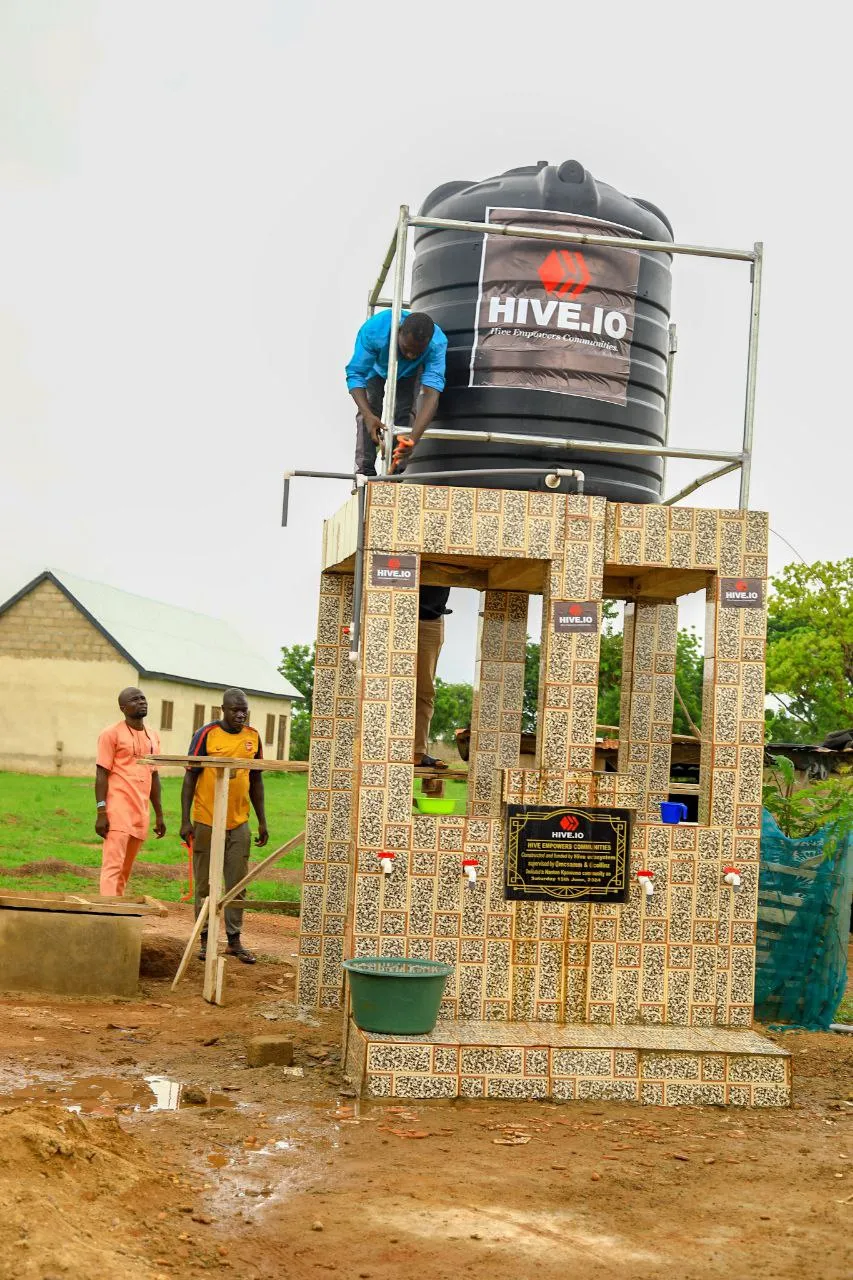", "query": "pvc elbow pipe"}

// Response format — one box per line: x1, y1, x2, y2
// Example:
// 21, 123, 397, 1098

723, 867, 742, 893
462, 859, 479, 885
379, 854, 395, 876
